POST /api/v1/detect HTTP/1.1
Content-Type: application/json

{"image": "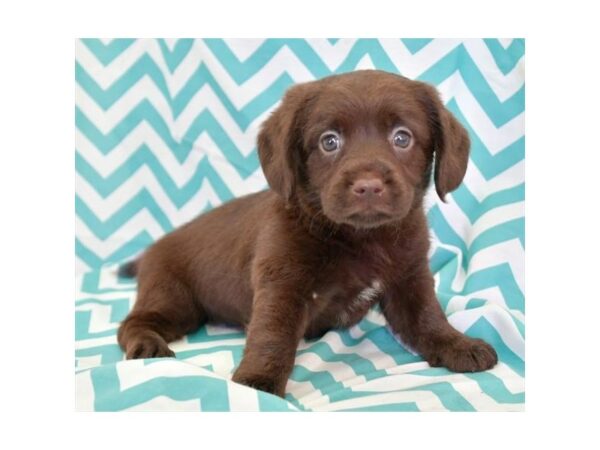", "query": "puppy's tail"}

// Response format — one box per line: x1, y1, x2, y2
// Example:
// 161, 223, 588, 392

117, 259, 139, 278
